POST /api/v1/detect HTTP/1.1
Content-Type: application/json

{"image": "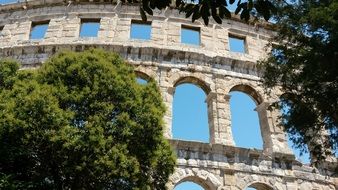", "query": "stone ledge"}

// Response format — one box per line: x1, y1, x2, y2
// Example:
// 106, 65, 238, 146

170, 139, 336, 184
0, 43, 262, 78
